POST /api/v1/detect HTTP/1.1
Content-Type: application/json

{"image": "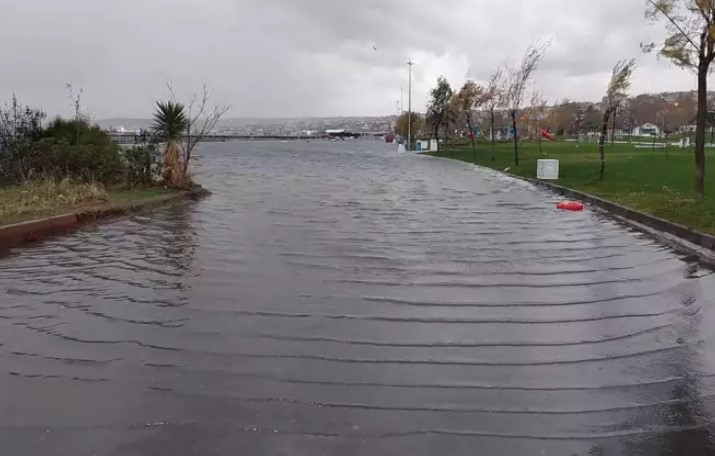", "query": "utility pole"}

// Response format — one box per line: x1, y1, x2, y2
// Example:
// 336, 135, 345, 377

407, 59, 414, 151
400, 87, 403, 113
